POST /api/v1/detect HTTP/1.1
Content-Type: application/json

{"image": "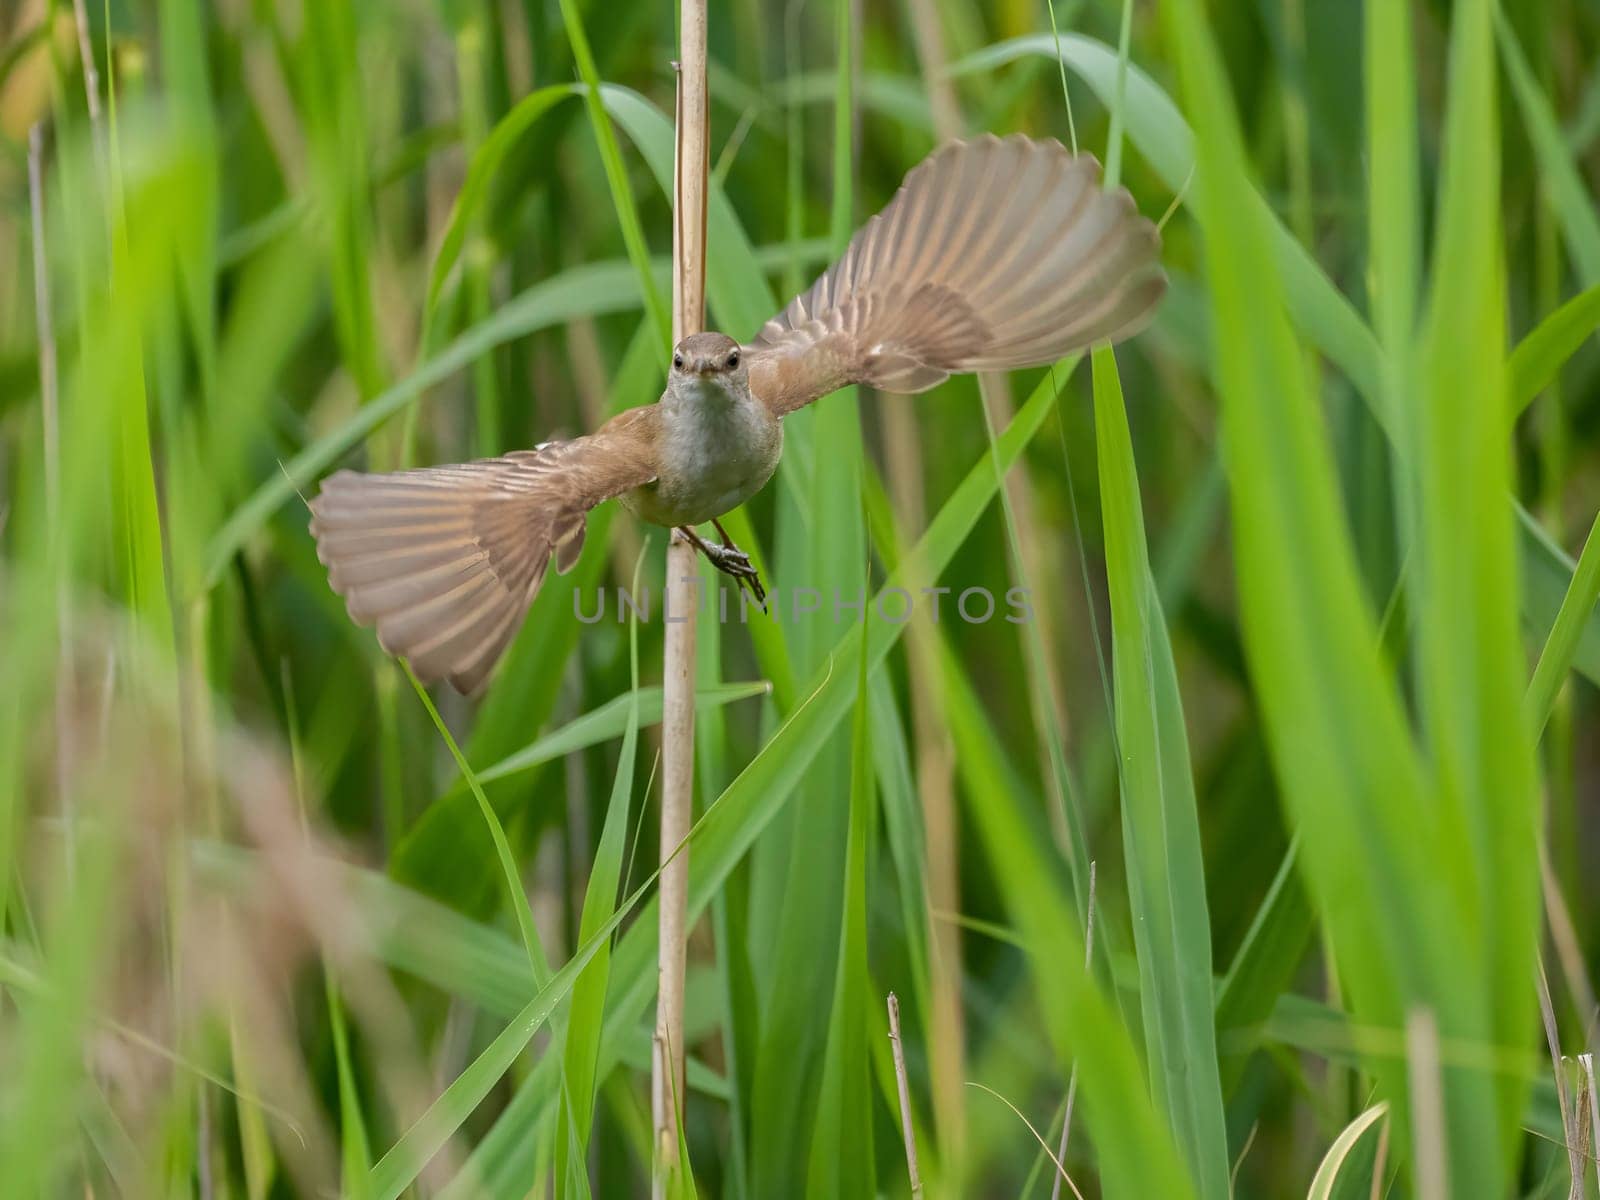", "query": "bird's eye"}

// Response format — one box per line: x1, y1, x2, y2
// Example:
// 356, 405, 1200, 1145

726, 350, 740, 369
672, 353, 684, 370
